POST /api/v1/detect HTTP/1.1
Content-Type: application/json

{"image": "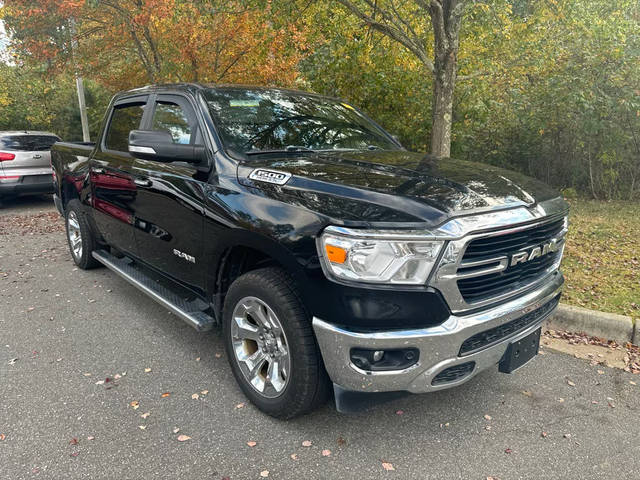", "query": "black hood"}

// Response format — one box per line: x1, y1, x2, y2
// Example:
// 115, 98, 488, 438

237, 150, 561, 225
